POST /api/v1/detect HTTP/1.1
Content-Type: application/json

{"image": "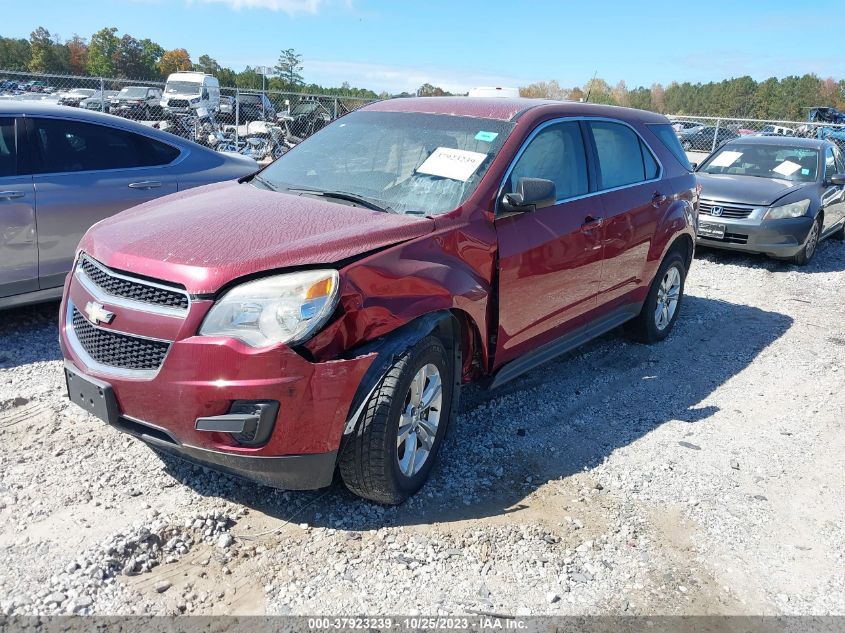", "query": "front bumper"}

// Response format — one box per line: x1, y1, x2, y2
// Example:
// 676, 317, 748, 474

696, 214, 814, 258
59, 273, 375, 490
